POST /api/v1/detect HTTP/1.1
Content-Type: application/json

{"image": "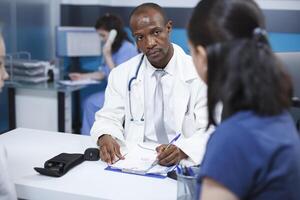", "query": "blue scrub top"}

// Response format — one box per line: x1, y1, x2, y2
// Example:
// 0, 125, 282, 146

100, 40, 138, 76
197, 111, 300, 200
